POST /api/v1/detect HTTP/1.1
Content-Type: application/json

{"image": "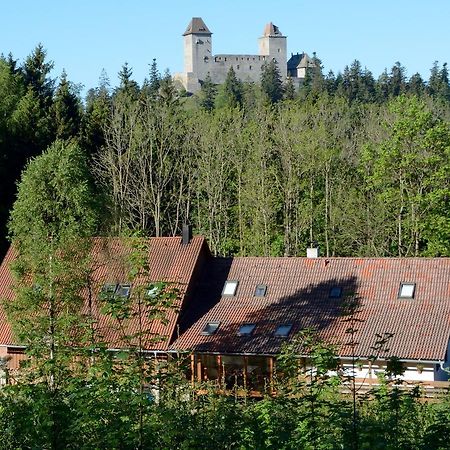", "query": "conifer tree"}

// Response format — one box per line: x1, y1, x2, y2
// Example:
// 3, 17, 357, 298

198, 73, 217, 111
283, 76, 296, 101
215, 66, 243, 109
53, 70, 82, 140
261, 59, 284, 104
